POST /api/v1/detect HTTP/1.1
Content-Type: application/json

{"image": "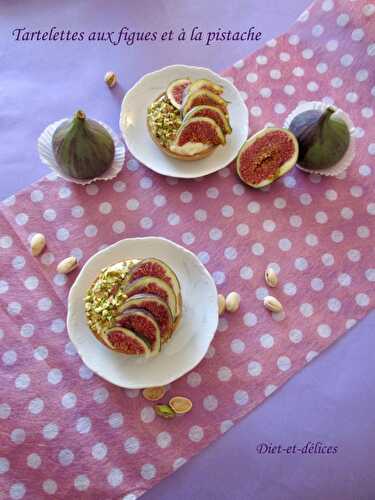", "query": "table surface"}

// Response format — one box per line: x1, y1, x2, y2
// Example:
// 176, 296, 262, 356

1, 1, 374, 499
